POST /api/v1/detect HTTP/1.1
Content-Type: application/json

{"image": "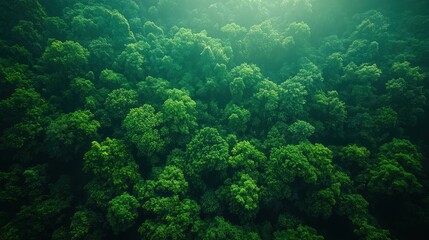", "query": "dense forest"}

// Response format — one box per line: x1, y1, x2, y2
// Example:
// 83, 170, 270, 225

1, 0, 428, 239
